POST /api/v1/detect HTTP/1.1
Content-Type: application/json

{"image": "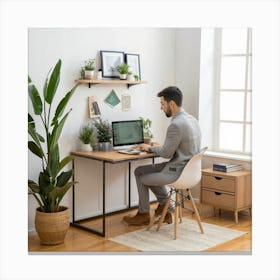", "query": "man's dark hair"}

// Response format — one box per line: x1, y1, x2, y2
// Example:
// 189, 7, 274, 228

157, 86, 183, 106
